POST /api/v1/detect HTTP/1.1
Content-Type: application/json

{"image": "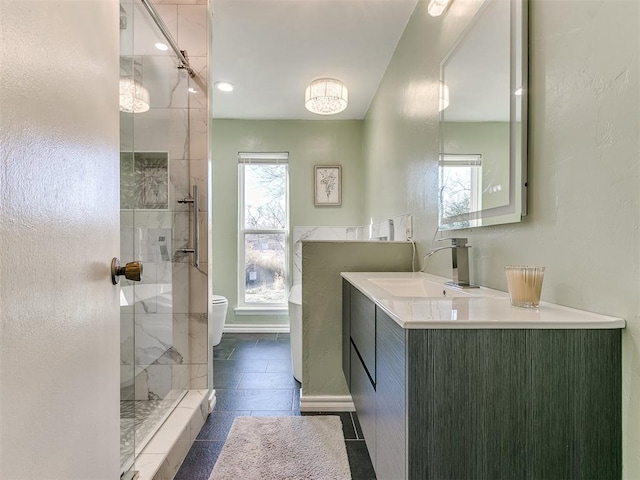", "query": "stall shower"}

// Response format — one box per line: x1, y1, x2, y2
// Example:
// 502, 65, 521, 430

118, 0, 209, 477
